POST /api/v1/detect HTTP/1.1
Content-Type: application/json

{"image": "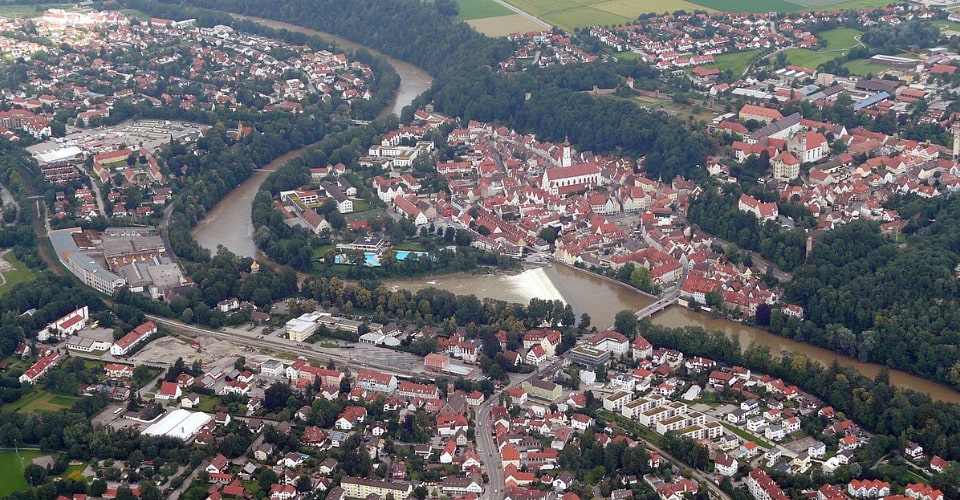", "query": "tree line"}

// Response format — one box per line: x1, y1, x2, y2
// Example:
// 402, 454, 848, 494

635, 318, 960, 495
164, 0, 713, 181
